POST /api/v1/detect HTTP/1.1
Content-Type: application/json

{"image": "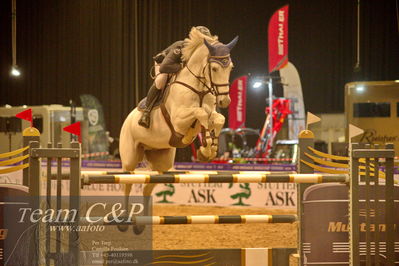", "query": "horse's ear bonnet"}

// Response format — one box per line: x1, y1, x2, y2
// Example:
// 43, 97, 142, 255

226, 36, 239, 50
204, 36, 238, 67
